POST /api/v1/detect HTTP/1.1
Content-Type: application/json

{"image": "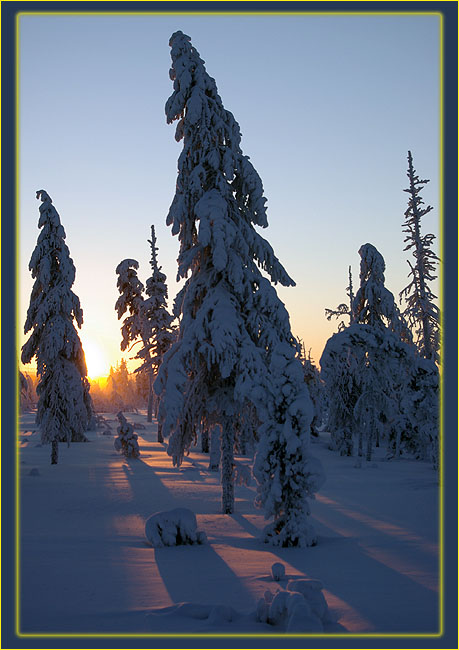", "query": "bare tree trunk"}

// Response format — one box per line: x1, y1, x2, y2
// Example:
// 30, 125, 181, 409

146, 370, 154, 423
394, 425, 401, 459
366, 418, 373, 462
201, 426, 209, 453
51, 439, 58, 465
358, 428, 363, 457
221, 421, 234, 514
157, 420, 163, 443
209, 425, 220, 471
